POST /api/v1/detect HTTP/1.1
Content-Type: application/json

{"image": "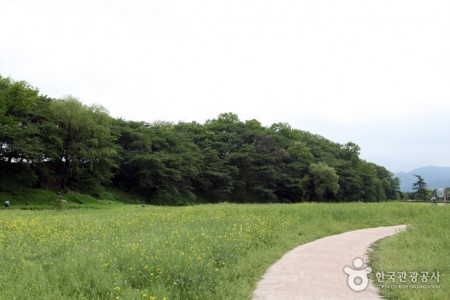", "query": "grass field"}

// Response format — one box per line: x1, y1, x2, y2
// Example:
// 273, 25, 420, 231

0, 202, 448, 299
369, 203, 450, 300
0, 188, 143, 210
